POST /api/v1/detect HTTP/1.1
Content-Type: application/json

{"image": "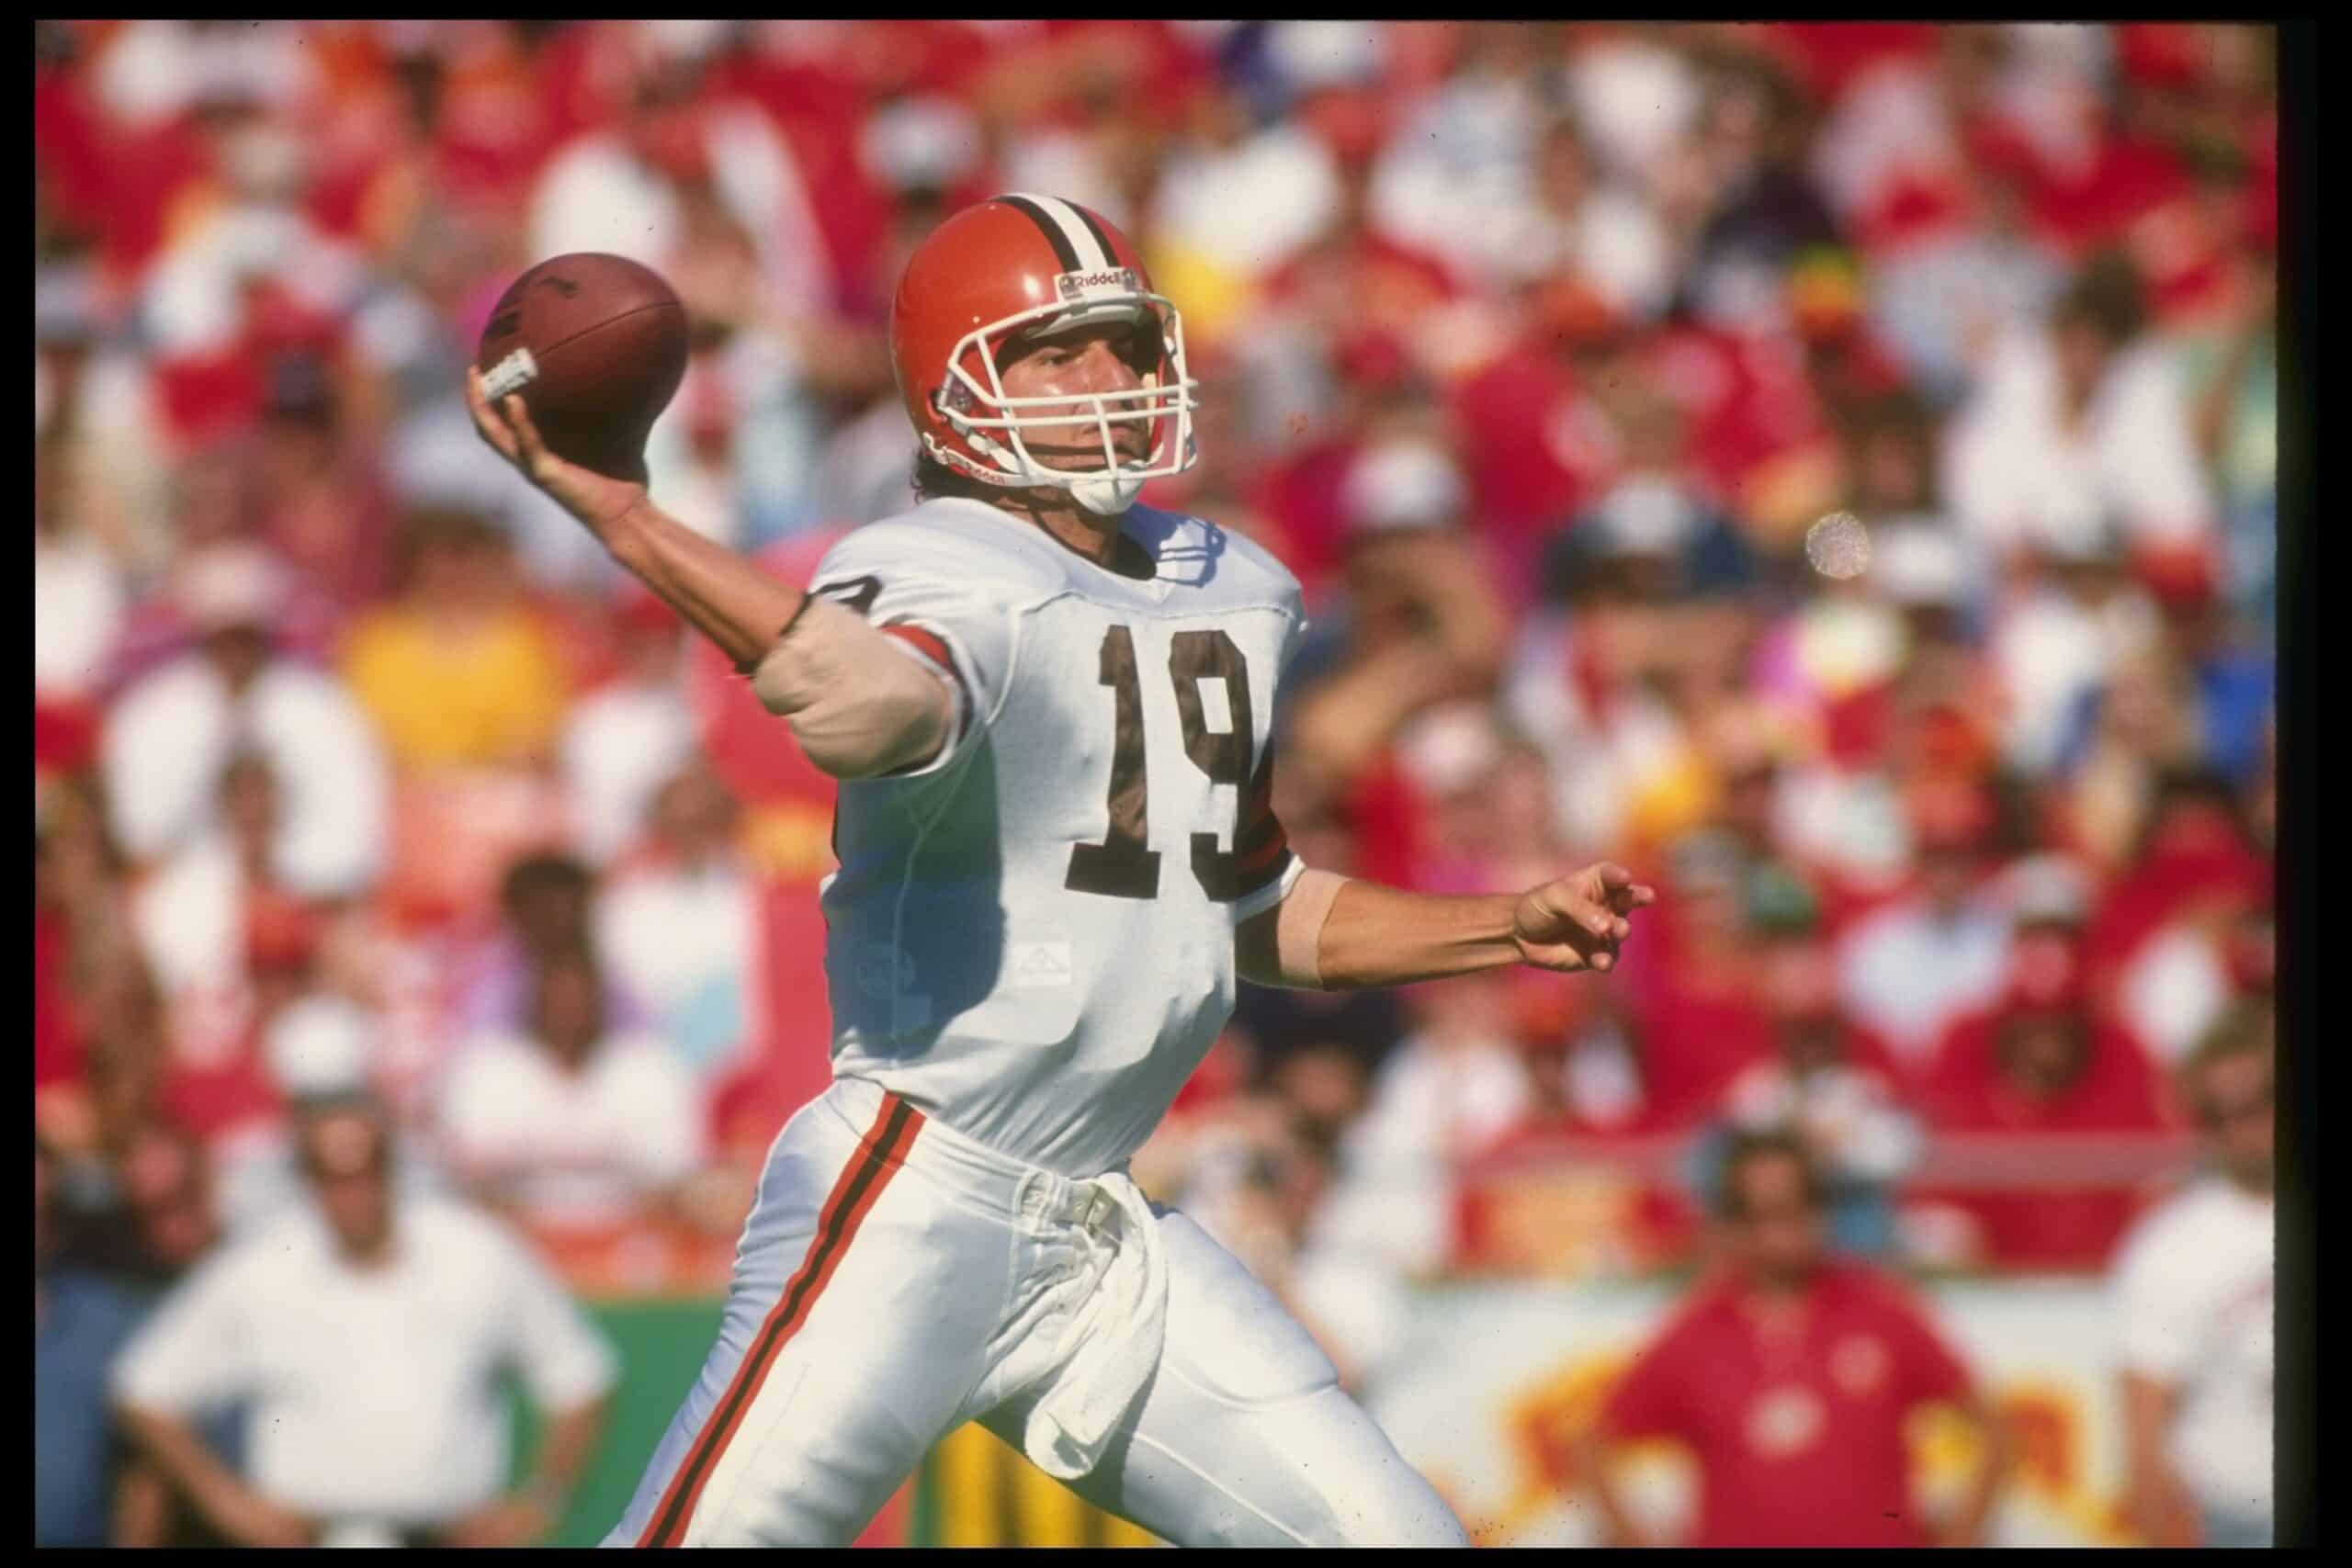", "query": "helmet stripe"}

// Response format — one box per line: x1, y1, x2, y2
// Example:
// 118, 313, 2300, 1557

1067, 203, 1124, 271
999, 191, 1109, 271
